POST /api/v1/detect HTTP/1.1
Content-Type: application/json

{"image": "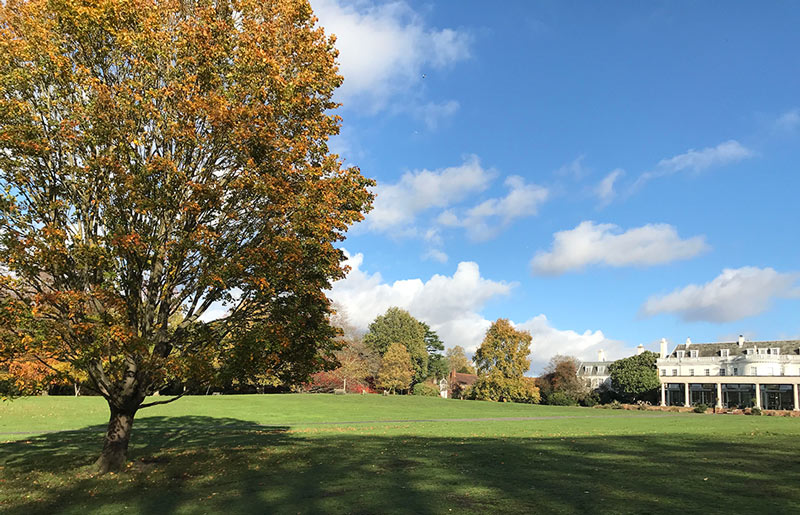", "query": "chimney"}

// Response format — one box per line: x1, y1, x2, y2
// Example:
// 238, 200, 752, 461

636, 344, 645, 356
597, 349, 605, 362
660, 338, 668, 358
738, 335, 744, 347
685, 337, 692, 348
